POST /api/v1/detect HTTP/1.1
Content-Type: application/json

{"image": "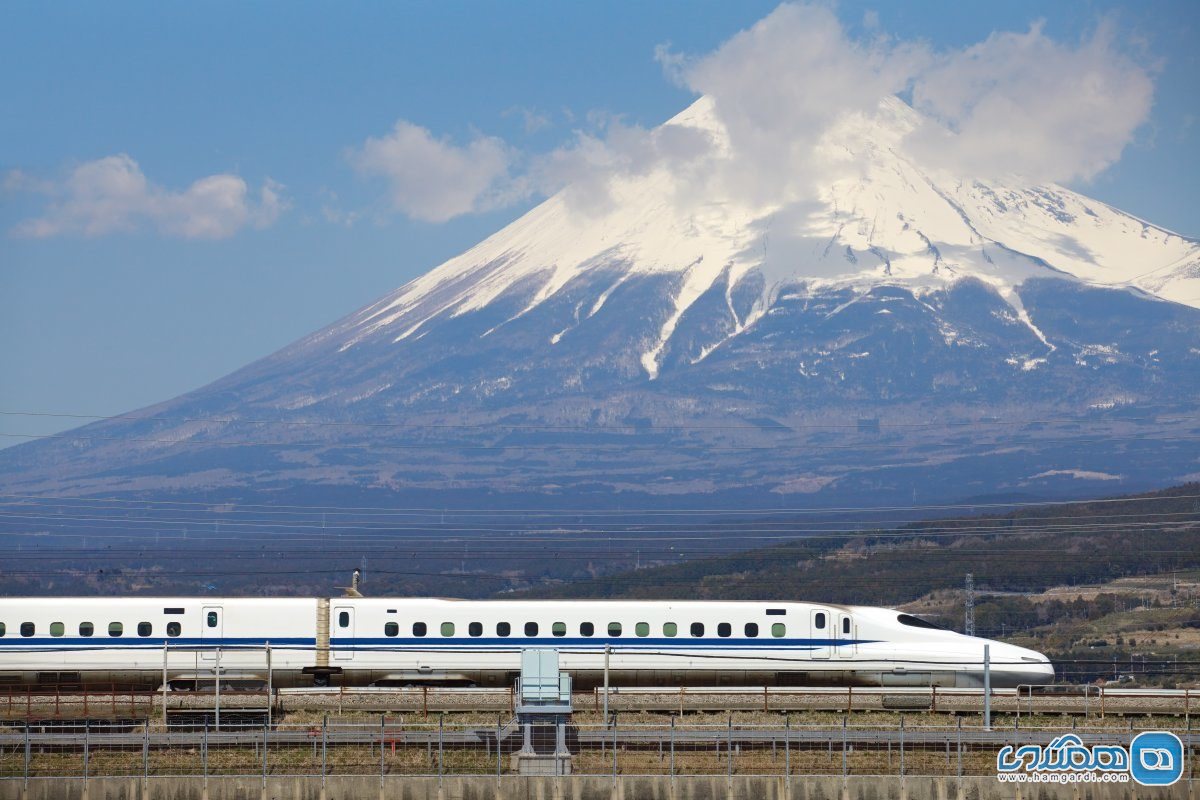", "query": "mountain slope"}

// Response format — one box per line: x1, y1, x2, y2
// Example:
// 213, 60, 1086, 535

2, 97, 1199, 508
